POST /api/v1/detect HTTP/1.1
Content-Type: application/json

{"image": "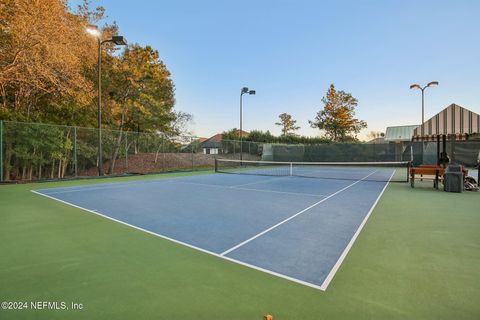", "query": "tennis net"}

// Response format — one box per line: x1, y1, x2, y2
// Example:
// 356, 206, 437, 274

215, 159, 411, 182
